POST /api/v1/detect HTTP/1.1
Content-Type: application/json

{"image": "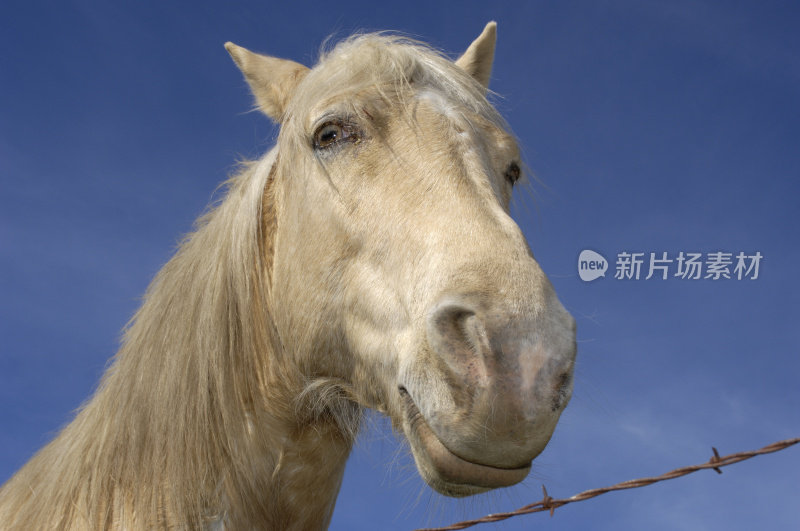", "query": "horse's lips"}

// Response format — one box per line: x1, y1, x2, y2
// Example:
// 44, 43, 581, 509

399, 388, 531, 490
